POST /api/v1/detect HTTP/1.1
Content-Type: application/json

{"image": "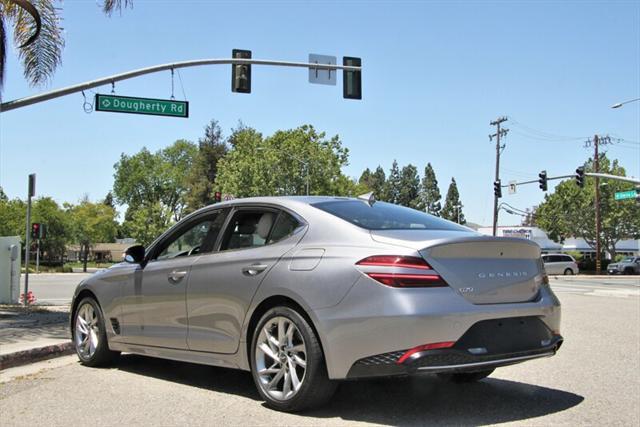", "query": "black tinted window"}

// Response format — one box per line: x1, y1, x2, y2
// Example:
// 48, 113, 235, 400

312, 200, 467, 231
268, 212, 300, 244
